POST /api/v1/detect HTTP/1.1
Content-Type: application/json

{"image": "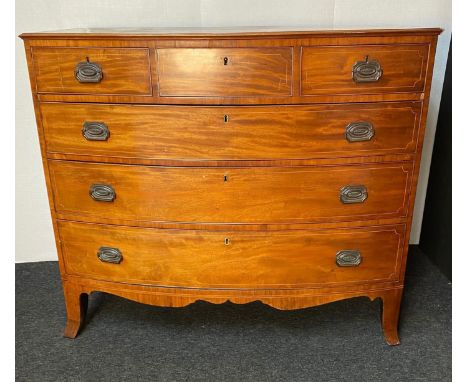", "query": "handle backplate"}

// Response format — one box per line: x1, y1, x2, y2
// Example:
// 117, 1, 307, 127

97, 247, 122, 264
352, 56, 382, 83
75, 60, 103, 83
336, 250, 362, 267
345, 121, 375, 142
89, 184, 116, 202
340, 185, 368, 204
82, 121, 109, 141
